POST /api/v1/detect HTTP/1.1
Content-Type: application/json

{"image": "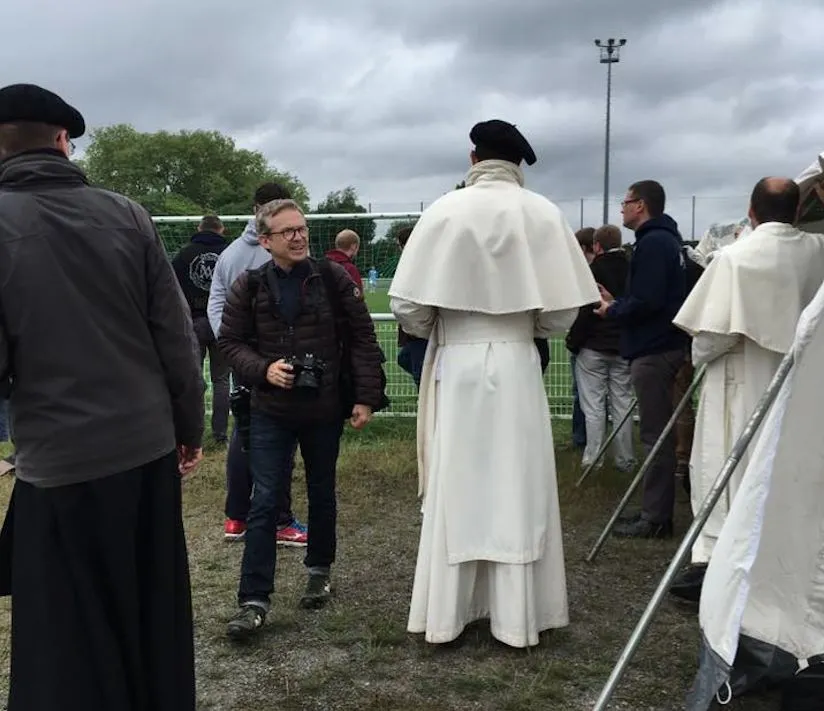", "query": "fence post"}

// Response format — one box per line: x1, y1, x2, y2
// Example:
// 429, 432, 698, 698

691, 195, 696, 239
